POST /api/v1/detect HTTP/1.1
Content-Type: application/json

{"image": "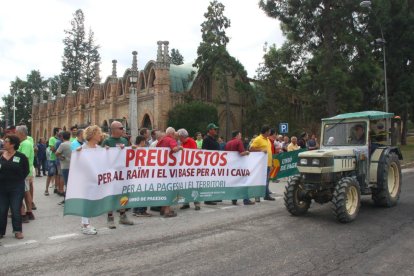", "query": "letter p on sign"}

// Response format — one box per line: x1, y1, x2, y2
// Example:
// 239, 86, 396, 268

279, 123, 289, 134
